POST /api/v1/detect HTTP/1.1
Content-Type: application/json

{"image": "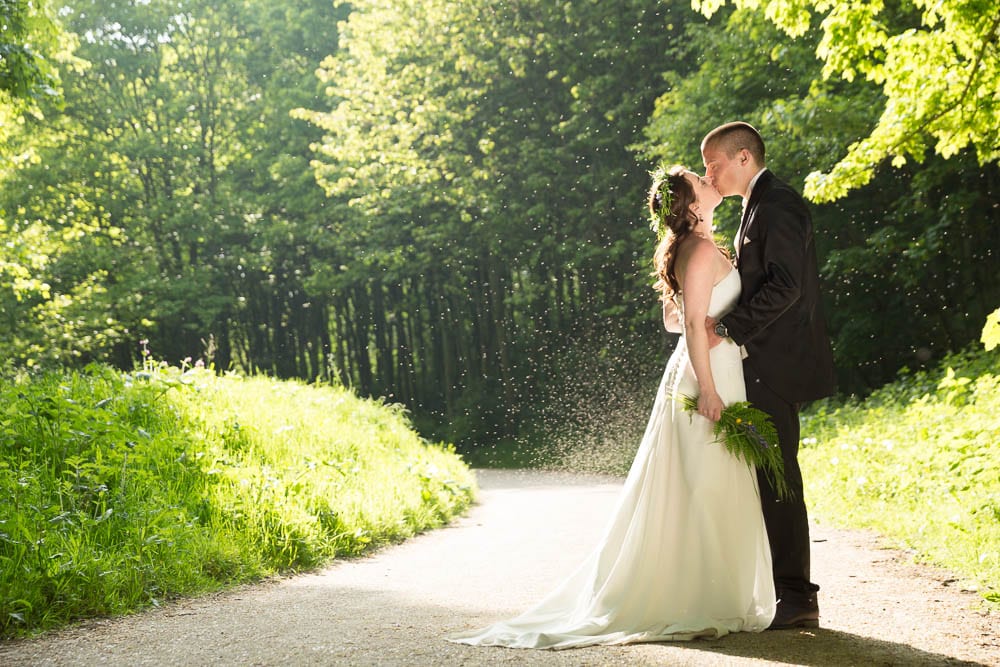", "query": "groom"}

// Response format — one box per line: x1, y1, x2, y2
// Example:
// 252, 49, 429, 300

701, 122, 836, 629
